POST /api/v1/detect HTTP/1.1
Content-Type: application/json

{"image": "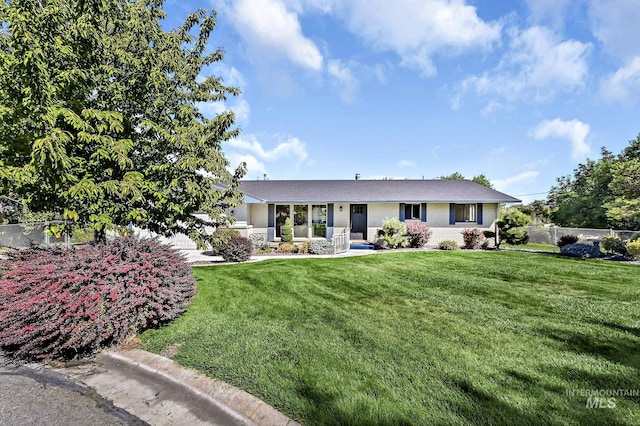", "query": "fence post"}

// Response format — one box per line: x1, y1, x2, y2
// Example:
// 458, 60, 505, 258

553, 226, 557, 243
610, 229, 615, 237
44, 221, 50, 247
65, 220, 71, 248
